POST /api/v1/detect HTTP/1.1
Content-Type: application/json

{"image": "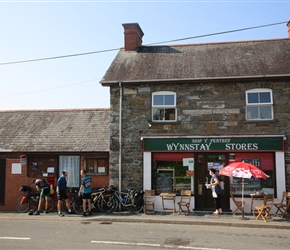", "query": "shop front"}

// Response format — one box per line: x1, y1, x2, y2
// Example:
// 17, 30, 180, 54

142, 135, 285, 213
